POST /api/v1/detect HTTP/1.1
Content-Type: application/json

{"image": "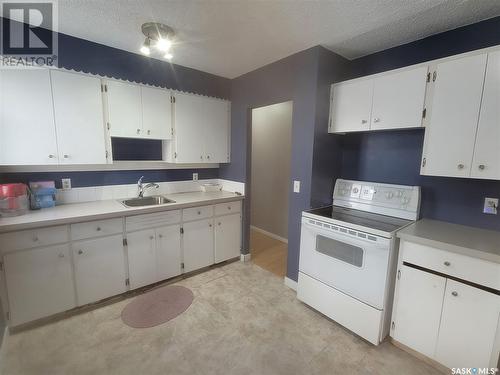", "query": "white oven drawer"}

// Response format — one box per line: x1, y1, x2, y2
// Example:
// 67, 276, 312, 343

0, 225, 69, 252
401, 240, 500, 290
299, 218, 391, 309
